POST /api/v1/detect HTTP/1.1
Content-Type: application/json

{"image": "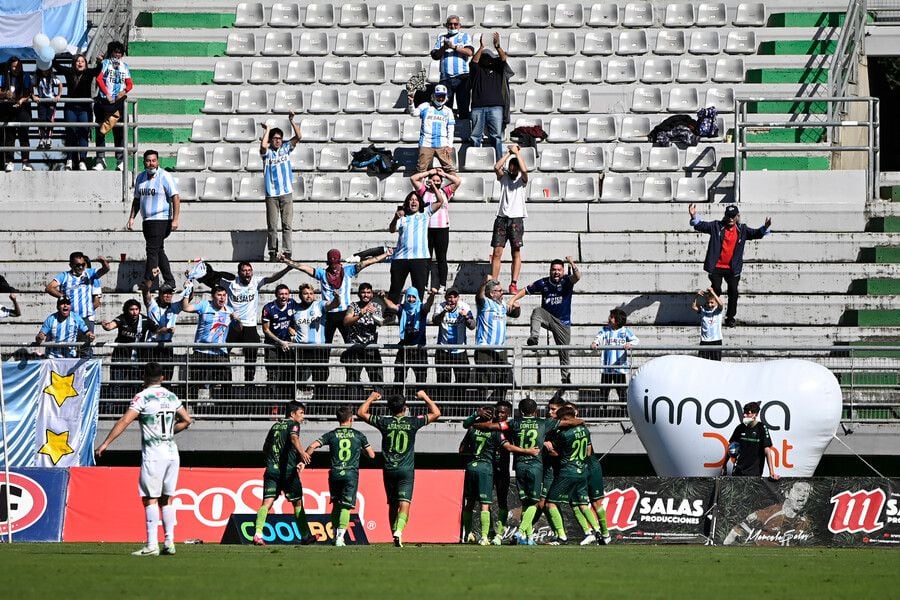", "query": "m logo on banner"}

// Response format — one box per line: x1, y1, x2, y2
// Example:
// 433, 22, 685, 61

602, 487, 640, 531
828, 489, 887, 534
